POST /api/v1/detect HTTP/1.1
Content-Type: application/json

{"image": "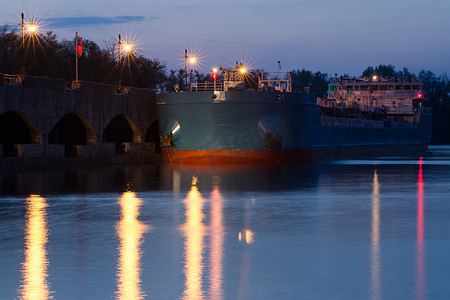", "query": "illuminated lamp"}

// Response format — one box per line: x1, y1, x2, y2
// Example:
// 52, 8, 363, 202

27, 25, 37, 33
124, 43, 132, 52
77, 44, 82, 57
211, 67, 218, 80
418, 93, 423, 98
